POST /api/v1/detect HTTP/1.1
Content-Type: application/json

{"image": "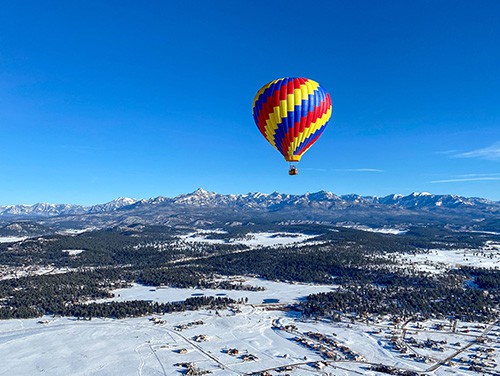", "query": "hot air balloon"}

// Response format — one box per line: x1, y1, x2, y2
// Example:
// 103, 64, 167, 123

252, 77, 332, 175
